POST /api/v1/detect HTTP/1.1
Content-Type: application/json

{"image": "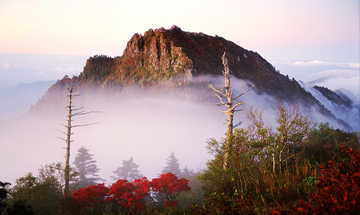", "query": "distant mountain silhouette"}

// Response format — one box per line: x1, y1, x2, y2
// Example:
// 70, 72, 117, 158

0, 80, 56, 120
